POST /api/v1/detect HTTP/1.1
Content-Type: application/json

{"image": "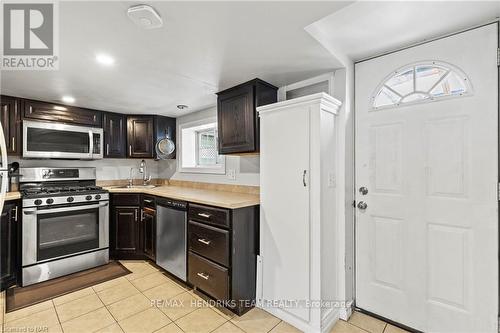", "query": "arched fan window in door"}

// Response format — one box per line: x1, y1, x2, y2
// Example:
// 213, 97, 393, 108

371, 61, 472, 110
